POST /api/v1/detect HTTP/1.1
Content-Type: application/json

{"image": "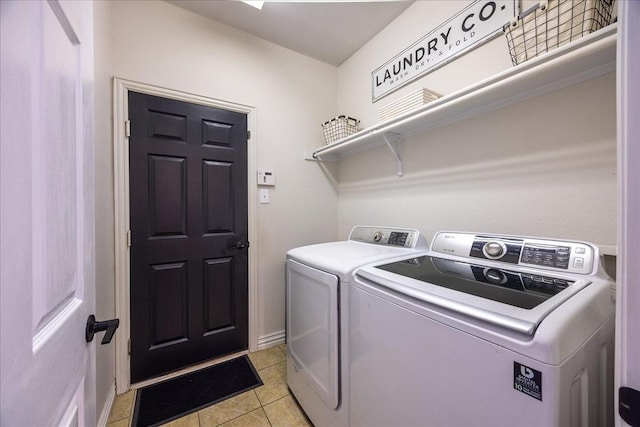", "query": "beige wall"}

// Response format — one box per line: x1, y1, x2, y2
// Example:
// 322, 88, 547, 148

110, 0, 338, 338
335, 1, 617, 250
93, 0, 339, 413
